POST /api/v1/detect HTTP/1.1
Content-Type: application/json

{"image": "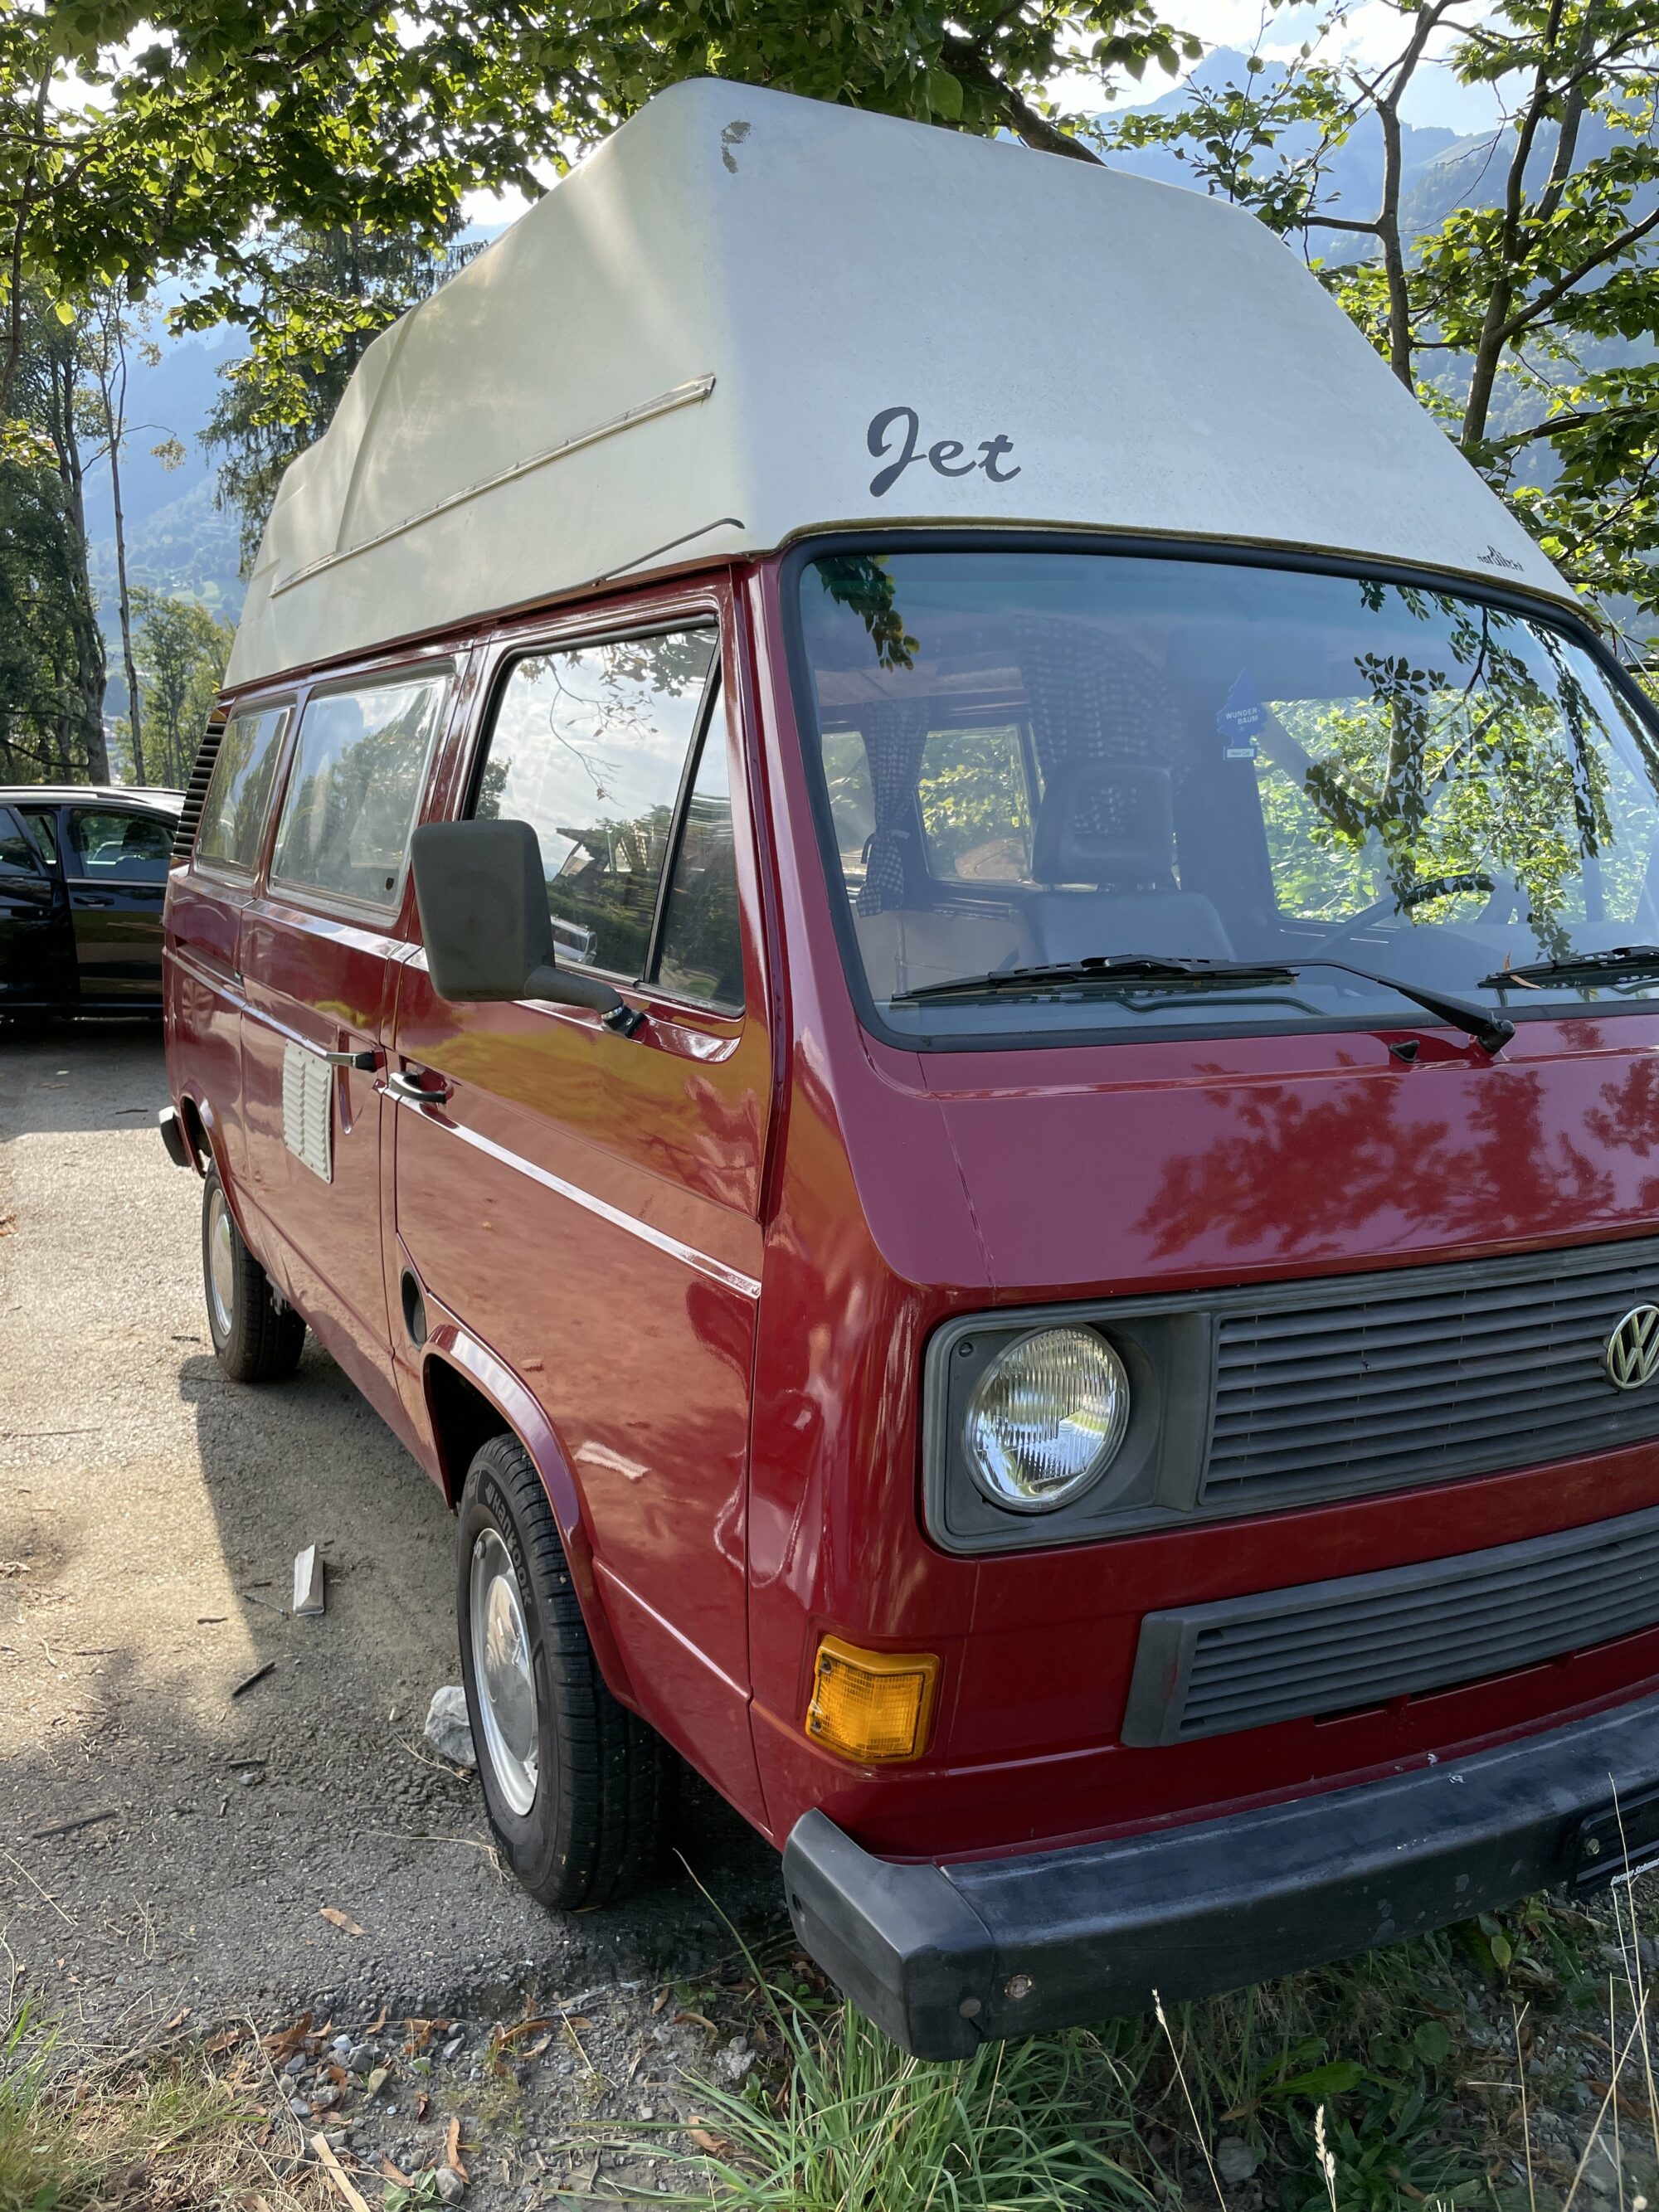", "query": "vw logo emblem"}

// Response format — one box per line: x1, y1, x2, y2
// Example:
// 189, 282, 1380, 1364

1606, 1305, 1659, 1390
